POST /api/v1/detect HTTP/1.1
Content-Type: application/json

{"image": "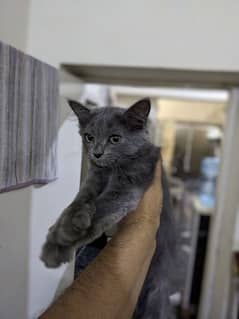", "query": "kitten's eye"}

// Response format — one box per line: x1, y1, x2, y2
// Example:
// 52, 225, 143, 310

84, 133, 94, 143
109, 135, 121, 144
